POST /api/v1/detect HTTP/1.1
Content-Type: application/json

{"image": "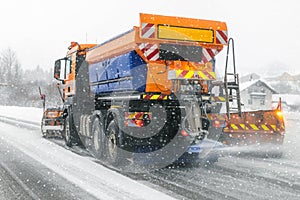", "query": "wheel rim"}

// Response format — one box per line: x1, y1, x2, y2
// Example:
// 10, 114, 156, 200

93, 120, 100, 151
107, 130, 117, 161
65, 119, 70, 143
